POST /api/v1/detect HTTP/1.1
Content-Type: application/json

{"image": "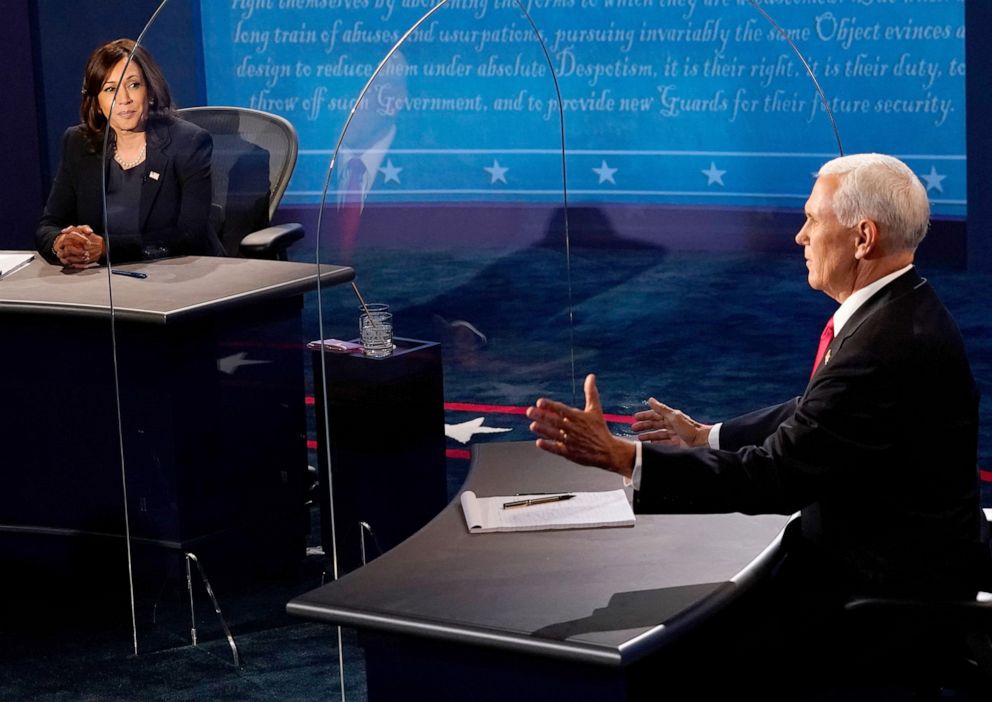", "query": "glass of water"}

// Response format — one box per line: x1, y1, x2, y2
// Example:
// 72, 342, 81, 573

360, 304, 393, 358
